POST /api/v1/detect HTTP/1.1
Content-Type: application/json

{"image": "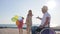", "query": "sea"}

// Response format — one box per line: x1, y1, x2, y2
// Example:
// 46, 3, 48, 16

0, 24, 60, 31
0, 24, 39, 29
